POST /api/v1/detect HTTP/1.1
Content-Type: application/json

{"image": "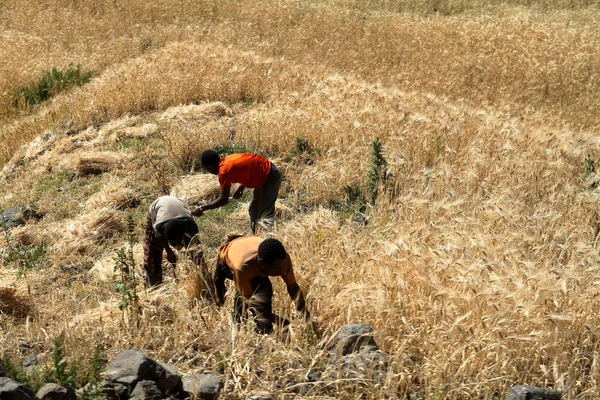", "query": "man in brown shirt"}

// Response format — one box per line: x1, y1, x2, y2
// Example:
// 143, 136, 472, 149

215, 235, 309, 334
